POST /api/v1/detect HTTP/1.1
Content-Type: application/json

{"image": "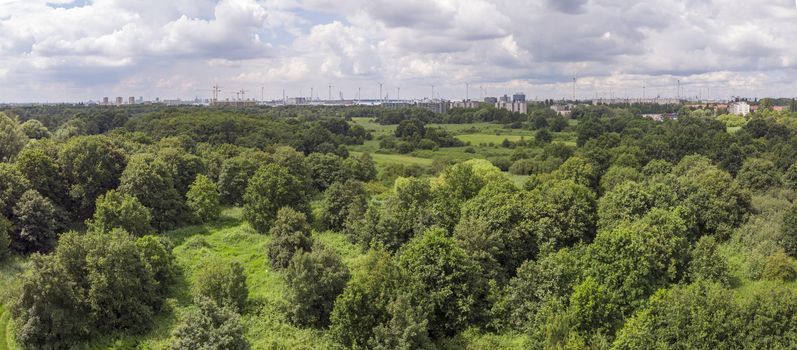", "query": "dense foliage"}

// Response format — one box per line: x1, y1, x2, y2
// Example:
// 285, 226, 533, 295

2, 102, 797, 348
8, 230, 175, 348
